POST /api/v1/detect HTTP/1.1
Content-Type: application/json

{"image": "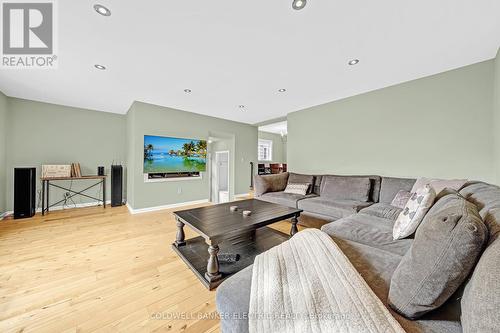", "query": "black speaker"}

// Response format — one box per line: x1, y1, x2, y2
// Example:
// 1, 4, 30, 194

97, 166, 104, 176
14, 167, 36, 219
111, 165, 123, 207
